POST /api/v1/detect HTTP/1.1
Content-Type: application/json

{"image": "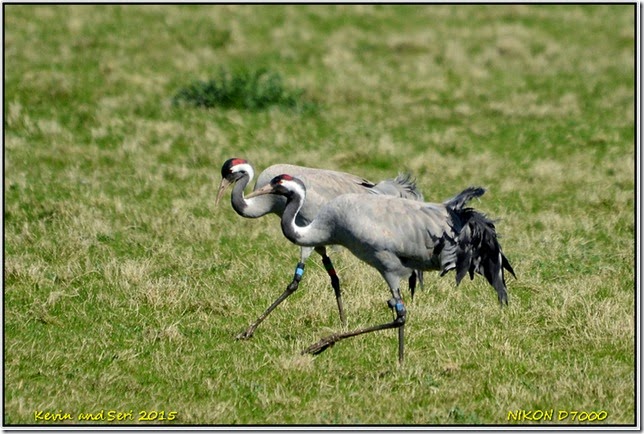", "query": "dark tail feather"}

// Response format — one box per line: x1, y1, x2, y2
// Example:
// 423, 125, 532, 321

447, 188, 514, 305
502, 253, 516, 280
444, 186, 485, 211
370, 173, 424, 201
